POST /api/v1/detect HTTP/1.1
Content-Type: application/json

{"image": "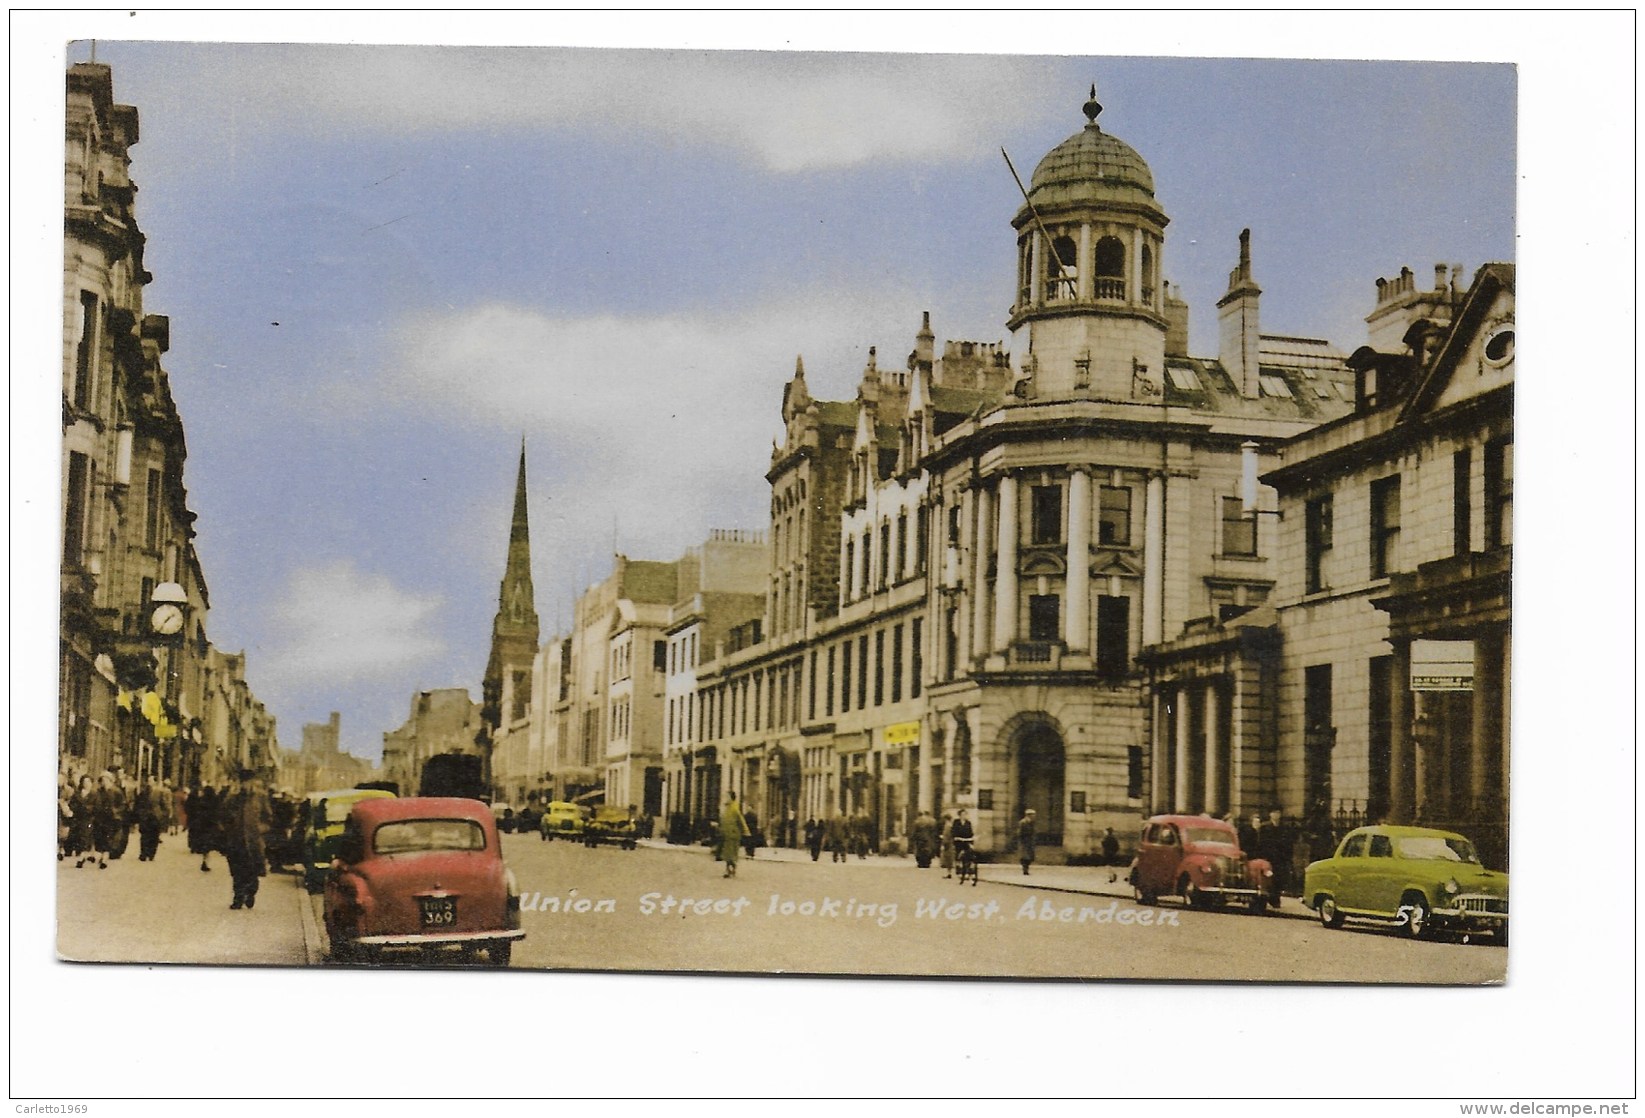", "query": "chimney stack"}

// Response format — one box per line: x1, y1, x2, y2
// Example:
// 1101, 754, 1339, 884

1217, 229, 1263, 398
